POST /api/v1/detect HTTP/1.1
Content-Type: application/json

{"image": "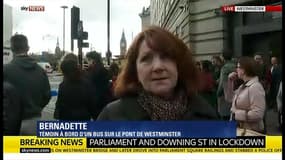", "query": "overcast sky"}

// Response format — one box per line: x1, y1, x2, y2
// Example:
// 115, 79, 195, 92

4, 0, 150, 57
